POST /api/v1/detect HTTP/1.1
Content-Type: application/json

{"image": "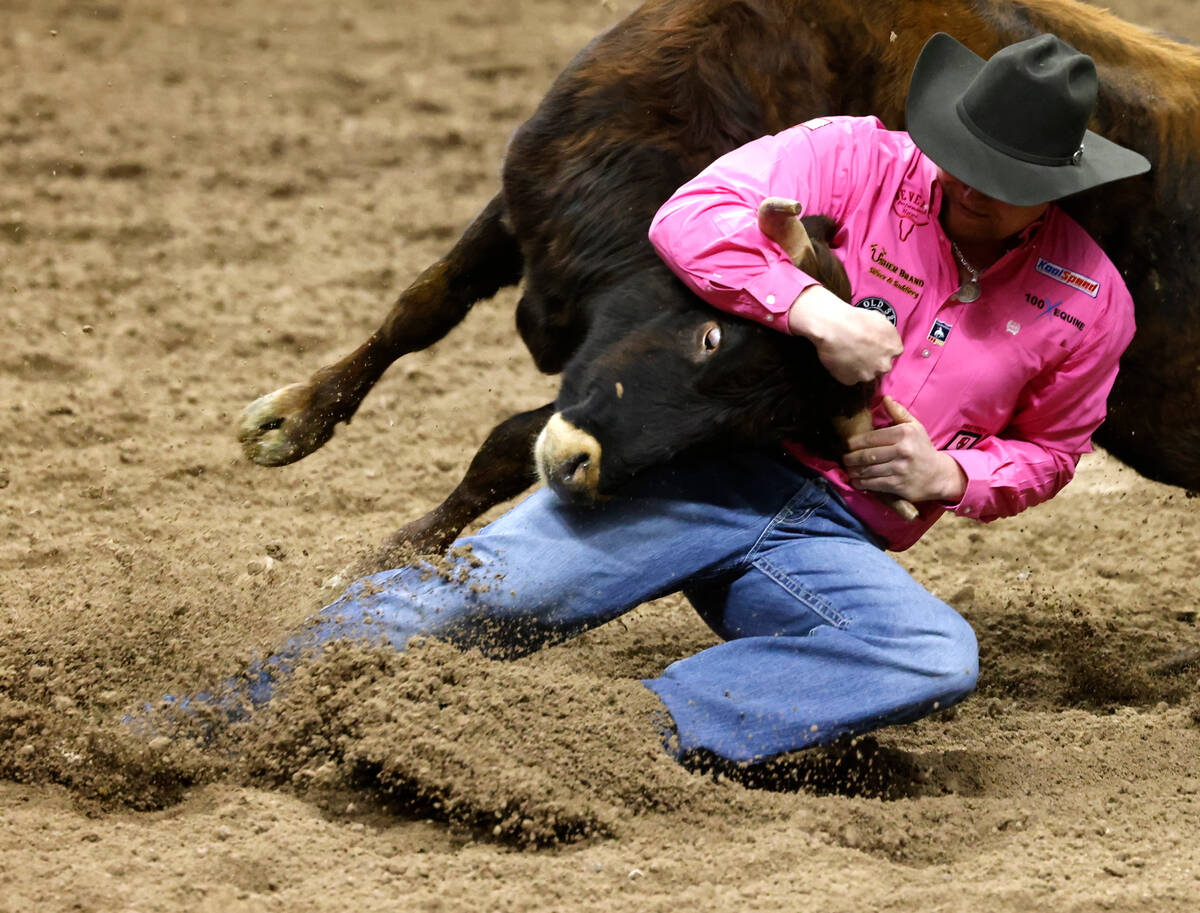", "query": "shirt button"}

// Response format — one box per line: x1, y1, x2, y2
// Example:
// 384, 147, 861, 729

765, 314, 775, 322
963, 506, 973, 514
765, 294, 776, 306
921, 348, 931, 358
